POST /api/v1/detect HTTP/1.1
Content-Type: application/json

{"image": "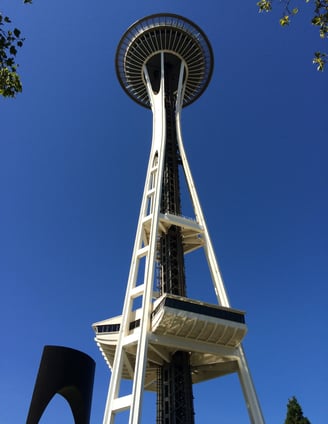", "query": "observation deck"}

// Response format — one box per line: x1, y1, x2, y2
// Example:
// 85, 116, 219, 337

115, 13, 214, 108
93, 294, 246, 391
